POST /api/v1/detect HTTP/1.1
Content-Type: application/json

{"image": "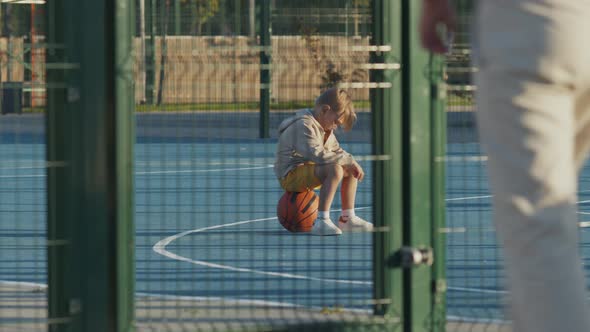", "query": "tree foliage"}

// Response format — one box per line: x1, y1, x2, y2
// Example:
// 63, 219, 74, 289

352, 0, 371, 8
180, 0, 220, 35
2, 4, 28, 37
